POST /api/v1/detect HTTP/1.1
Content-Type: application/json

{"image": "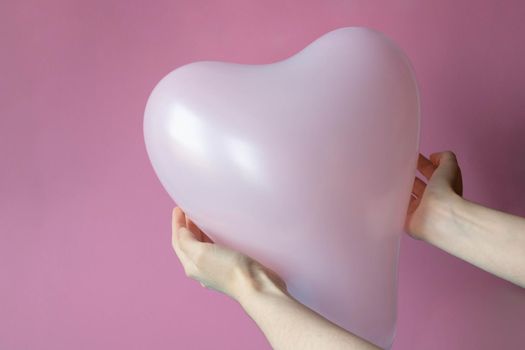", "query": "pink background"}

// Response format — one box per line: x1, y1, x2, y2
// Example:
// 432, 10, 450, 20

1, 1, 524, 349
